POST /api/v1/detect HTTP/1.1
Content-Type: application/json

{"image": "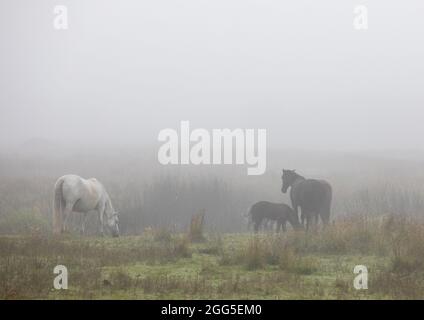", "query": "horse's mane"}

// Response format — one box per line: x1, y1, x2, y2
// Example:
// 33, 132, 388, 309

105, 193, 113, 208
293, 172, 305, 180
